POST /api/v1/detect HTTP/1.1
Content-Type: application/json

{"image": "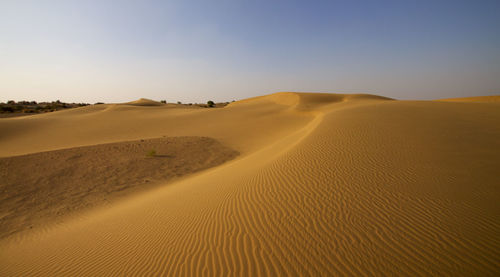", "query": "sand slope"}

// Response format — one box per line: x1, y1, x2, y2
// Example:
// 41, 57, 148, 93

125, 98, 164, 106
0, 137, 238, 239
438, 94, 500, 102
0, 92, 499, 276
